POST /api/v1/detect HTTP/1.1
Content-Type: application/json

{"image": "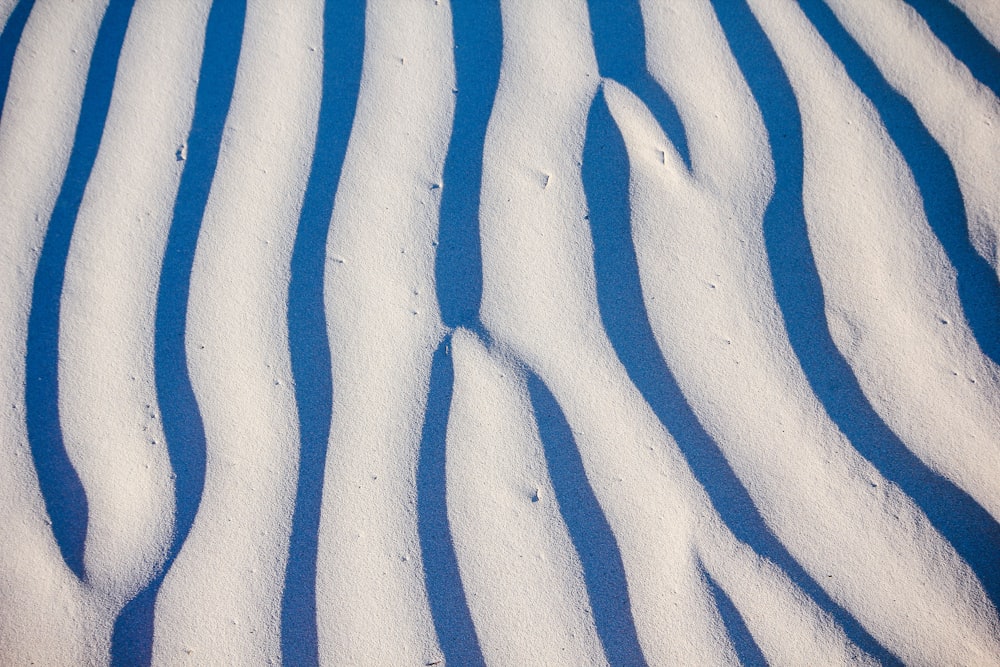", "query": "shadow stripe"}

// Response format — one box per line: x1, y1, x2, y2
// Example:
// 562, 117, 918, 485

702, 566, 767, 667
901, 0, 1000, 97
527, 371, 646, 667
110, 1, 246, 663
416, 336, 486, 667
434, 0, 501, 335
281, 0, 366, 663
0, 0, 35, 123
25, 0, 136, 583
